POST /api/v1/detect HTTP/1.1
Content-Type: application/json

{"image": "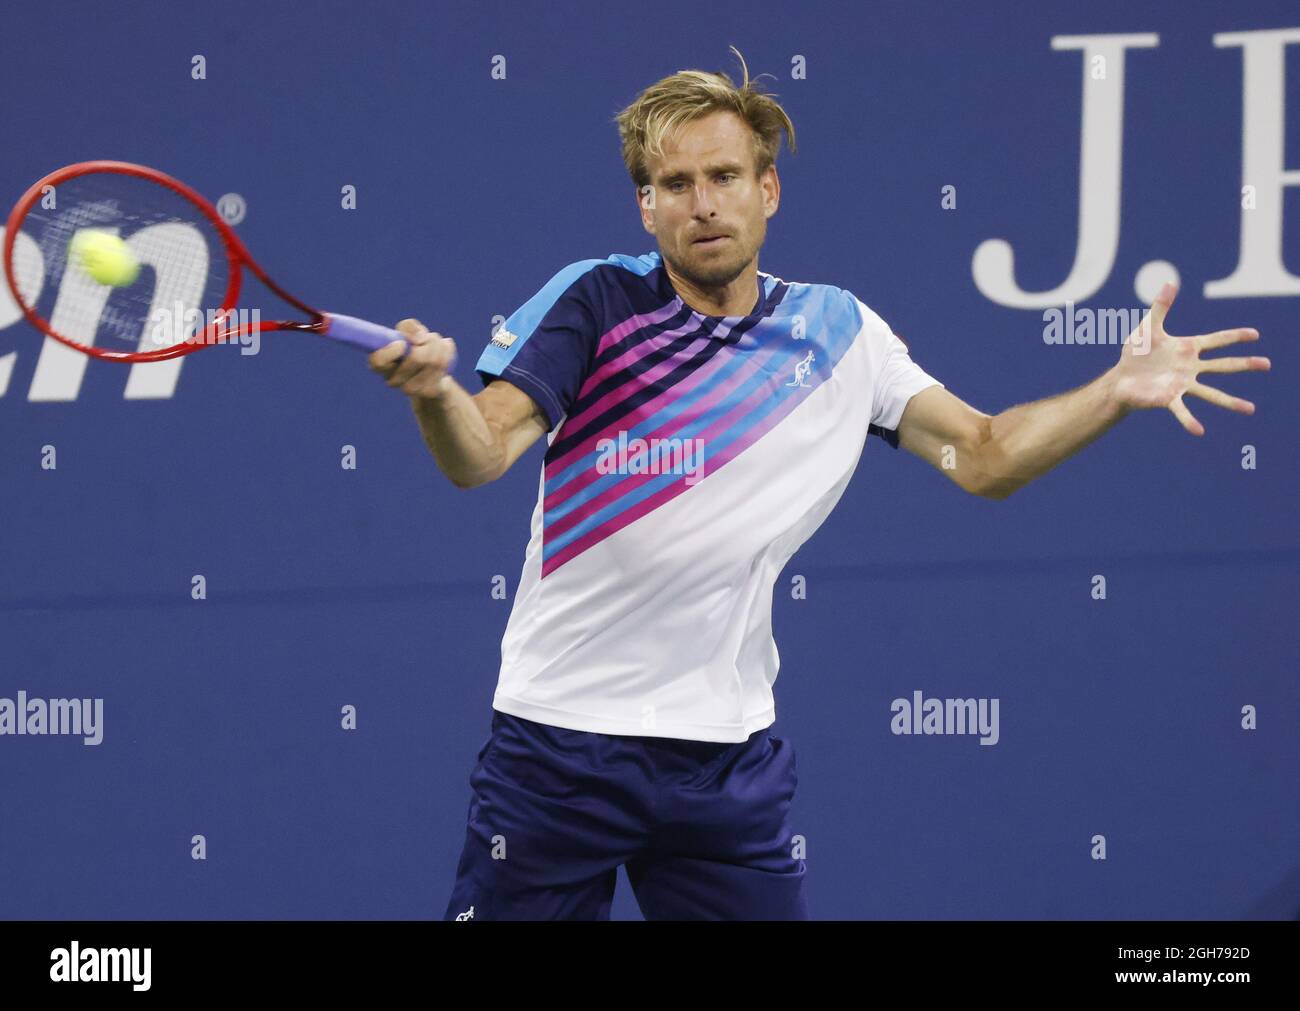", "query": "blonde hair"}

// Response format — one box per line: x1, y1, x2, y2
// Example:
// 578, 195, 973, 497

614, 46, 797, 191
